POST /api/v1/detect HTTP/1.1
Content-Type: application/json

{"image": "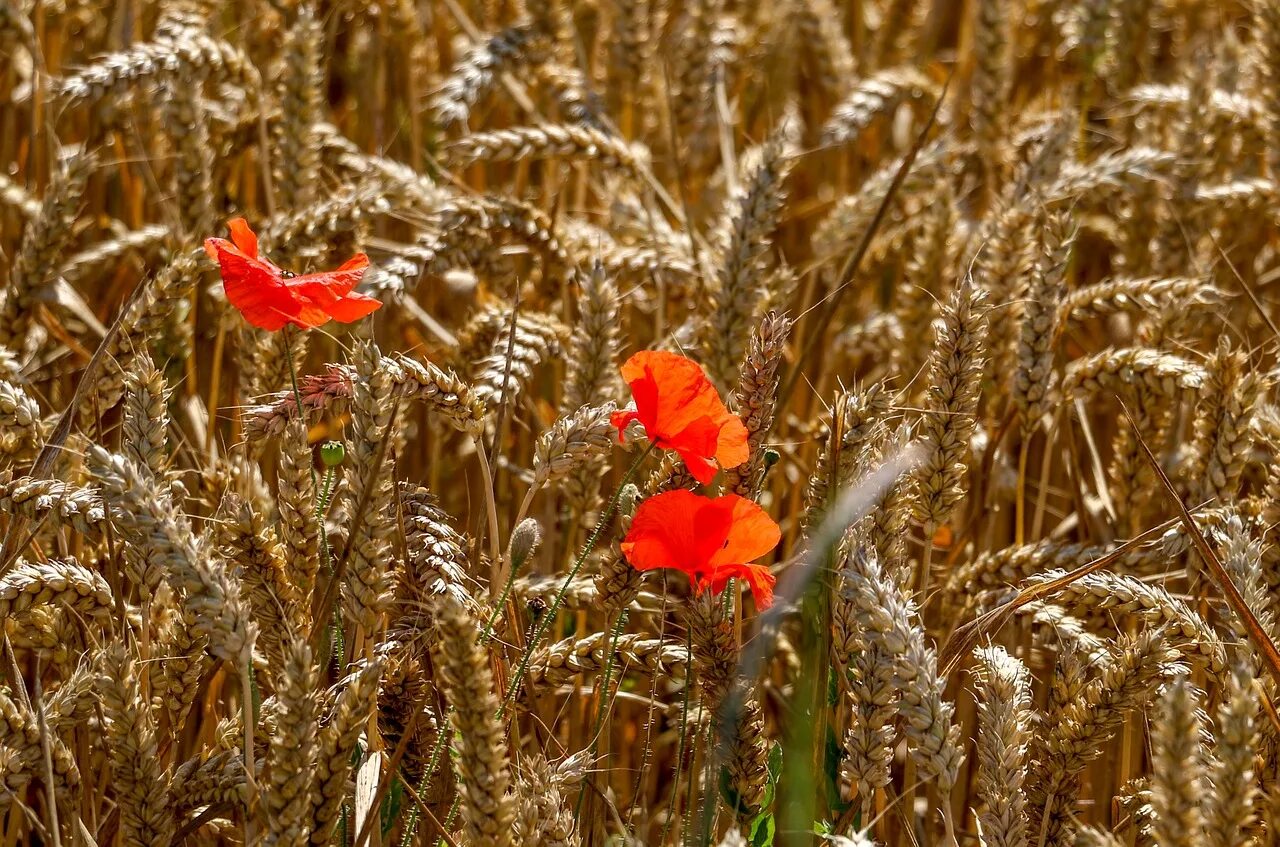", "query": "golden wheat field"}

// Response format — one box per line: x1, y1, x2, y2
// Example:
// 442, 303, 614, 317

4, 0, 1280, 845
